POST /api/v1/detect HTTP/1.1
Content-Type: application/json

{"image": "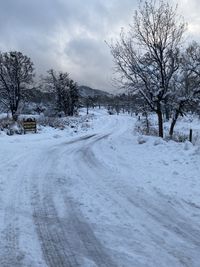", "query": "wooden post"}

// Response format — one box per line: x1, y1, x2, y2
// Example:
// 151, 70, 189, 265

189, 129, 192, 143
